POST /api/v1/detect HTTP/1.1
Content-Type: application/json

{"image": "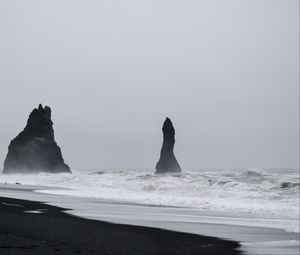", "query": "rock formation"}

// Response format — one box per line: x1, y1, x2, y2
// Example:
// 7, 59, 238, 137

3, 104, 71, 174
155, 117, 182, 173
